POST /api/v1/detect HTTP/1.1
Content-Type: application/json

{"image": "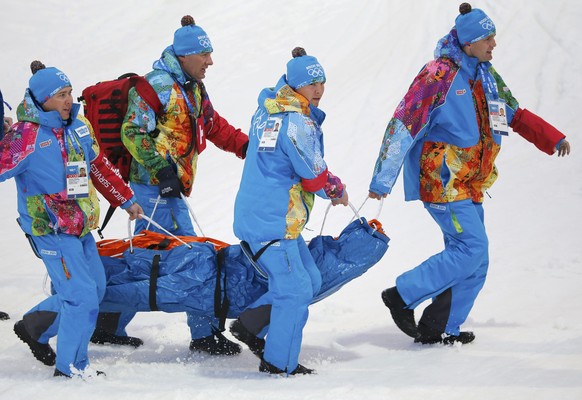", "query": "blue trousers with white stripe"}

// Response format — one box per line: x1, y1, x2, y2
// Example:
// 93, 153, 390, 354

25, 233, 106, 375
396, 199, 489, 336
242, 236, 321, 372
